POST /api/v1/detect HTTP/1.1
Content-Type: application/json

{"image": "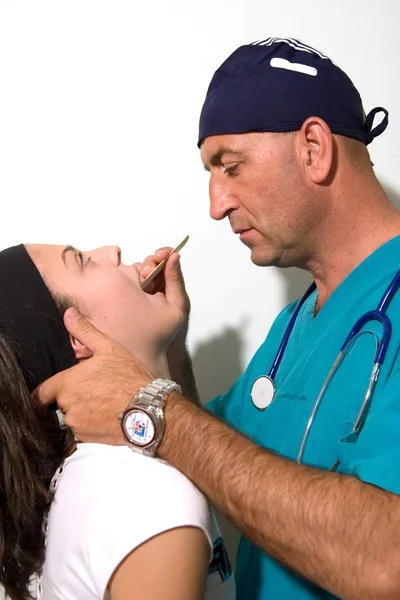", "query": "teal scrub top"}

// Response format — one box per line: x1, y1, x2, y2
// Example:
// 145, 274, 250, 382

207, 236, 400, 600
